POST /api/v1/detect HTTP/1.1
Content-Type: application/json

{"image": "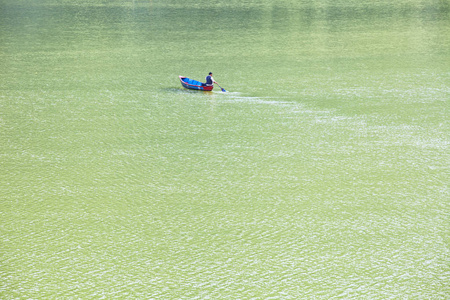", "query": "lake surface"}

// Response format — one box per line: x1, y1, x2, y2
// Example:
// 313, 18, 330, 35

1, 0, 449, 298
